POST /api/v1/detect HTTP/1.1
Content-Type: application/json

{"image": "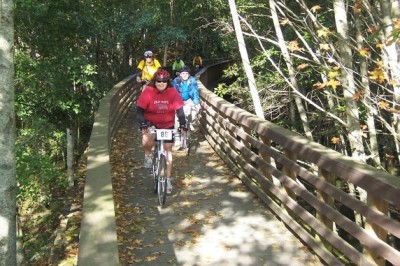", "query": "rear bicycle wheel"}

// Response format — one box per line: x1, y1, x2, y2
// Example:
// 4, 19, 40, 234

157, 154, 167, 206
